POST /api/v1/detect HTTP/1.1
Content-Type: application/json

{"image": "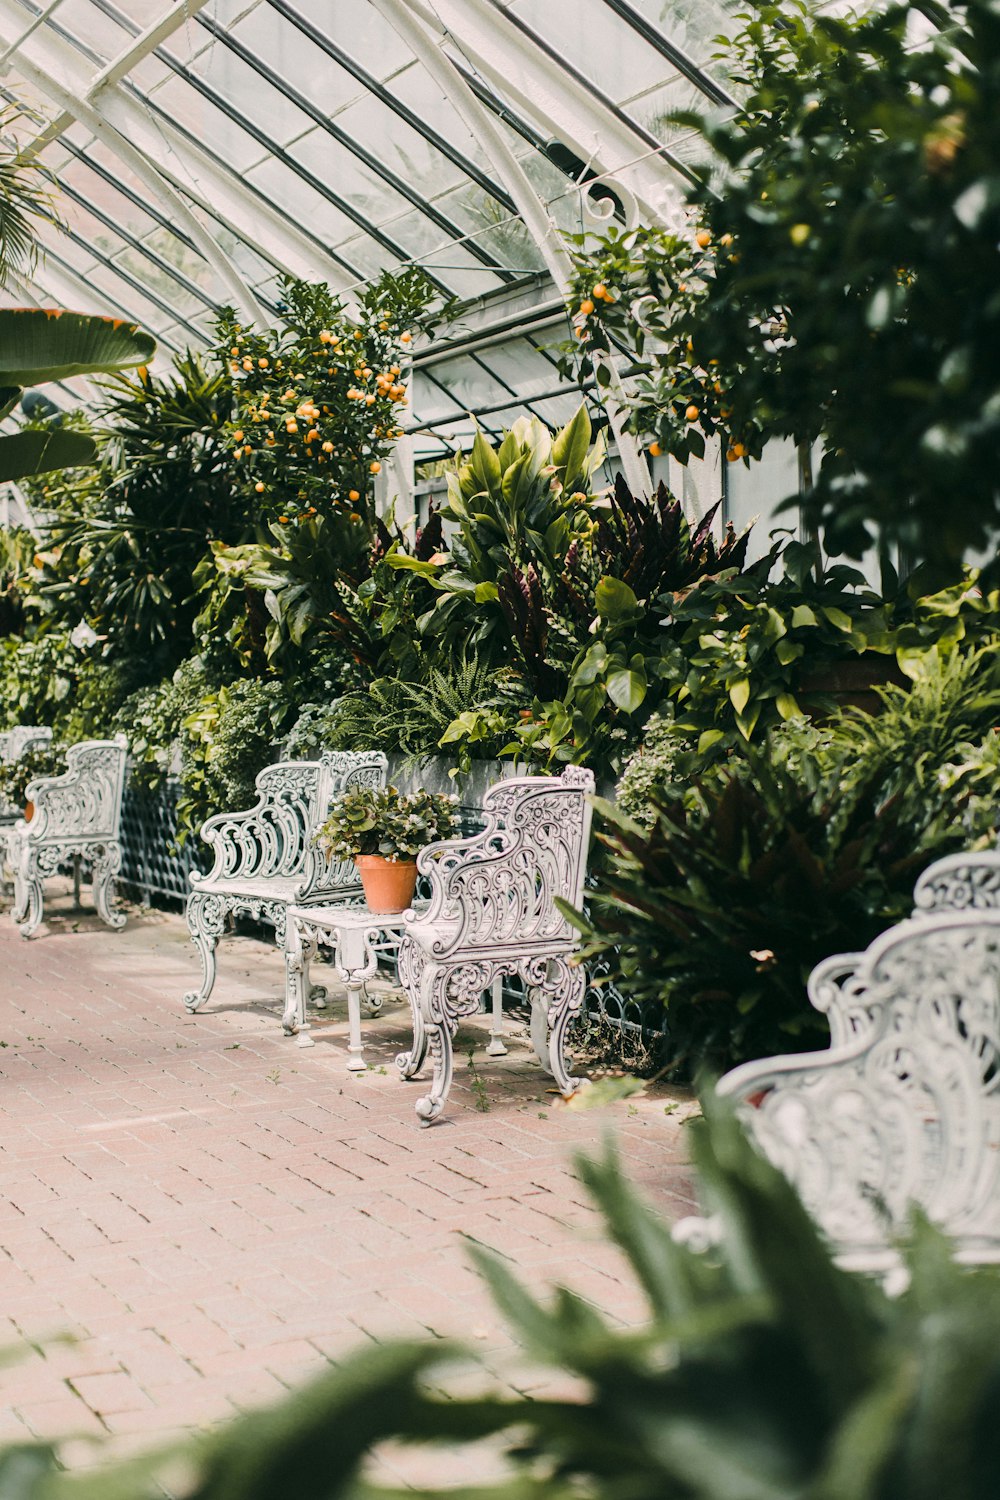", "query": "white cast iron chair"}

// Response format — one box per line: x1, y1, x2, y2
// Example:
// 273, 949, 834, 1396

0, 726, 53, 825
396, 764, 595, 1126
6, 735, 128, 938
702, 854, 1000, 1275
184, 749, 386, 1014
